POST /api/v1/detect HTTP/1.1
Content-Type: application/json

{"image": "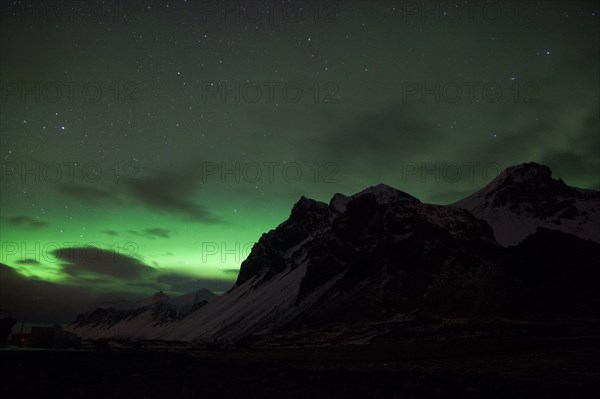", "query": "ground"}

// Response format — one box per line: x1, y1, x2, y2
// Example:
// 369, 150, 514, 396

2, 320, 599, 398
